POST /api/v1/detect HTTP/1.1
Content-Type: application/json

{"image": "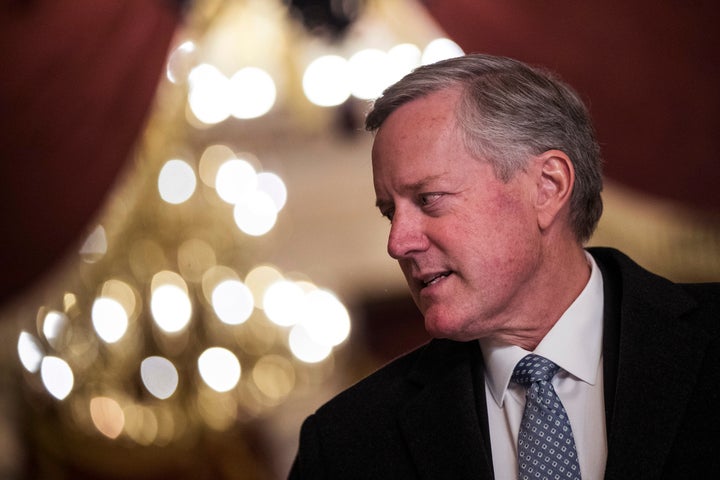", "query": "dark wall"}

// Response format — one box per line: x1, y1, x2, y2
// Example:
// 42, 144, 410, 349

424, 0, 720, 213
